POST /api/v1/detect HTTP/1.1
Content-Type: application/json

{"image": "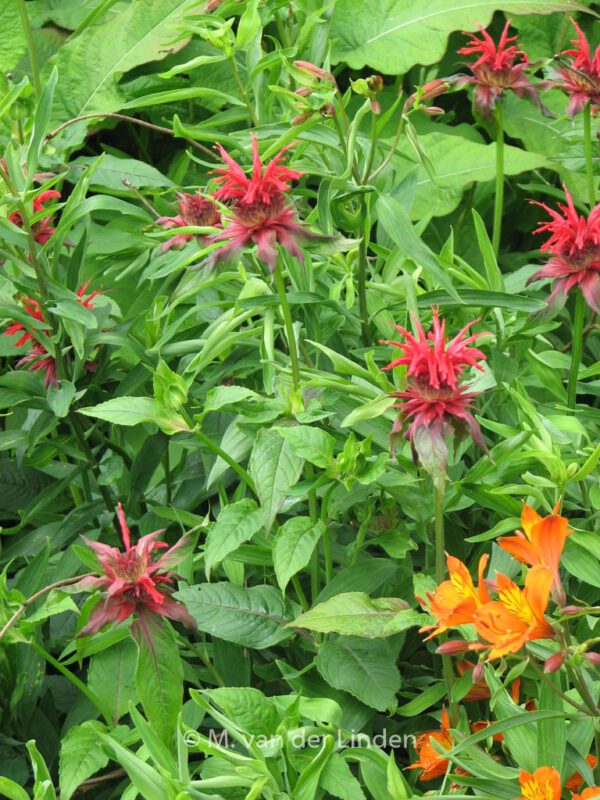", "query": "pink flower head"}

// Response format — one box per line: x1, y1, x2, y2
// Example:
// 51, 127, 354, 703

4, 283, 99, 387
9, 189, 60, 244
156, 192, 221, 252
208, 136, 322, 271
549, 19, 600, 117
528, 186, 600, 312
381, 309, 488, 461
78, 502, 196, 636
456, 21, 541, 117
